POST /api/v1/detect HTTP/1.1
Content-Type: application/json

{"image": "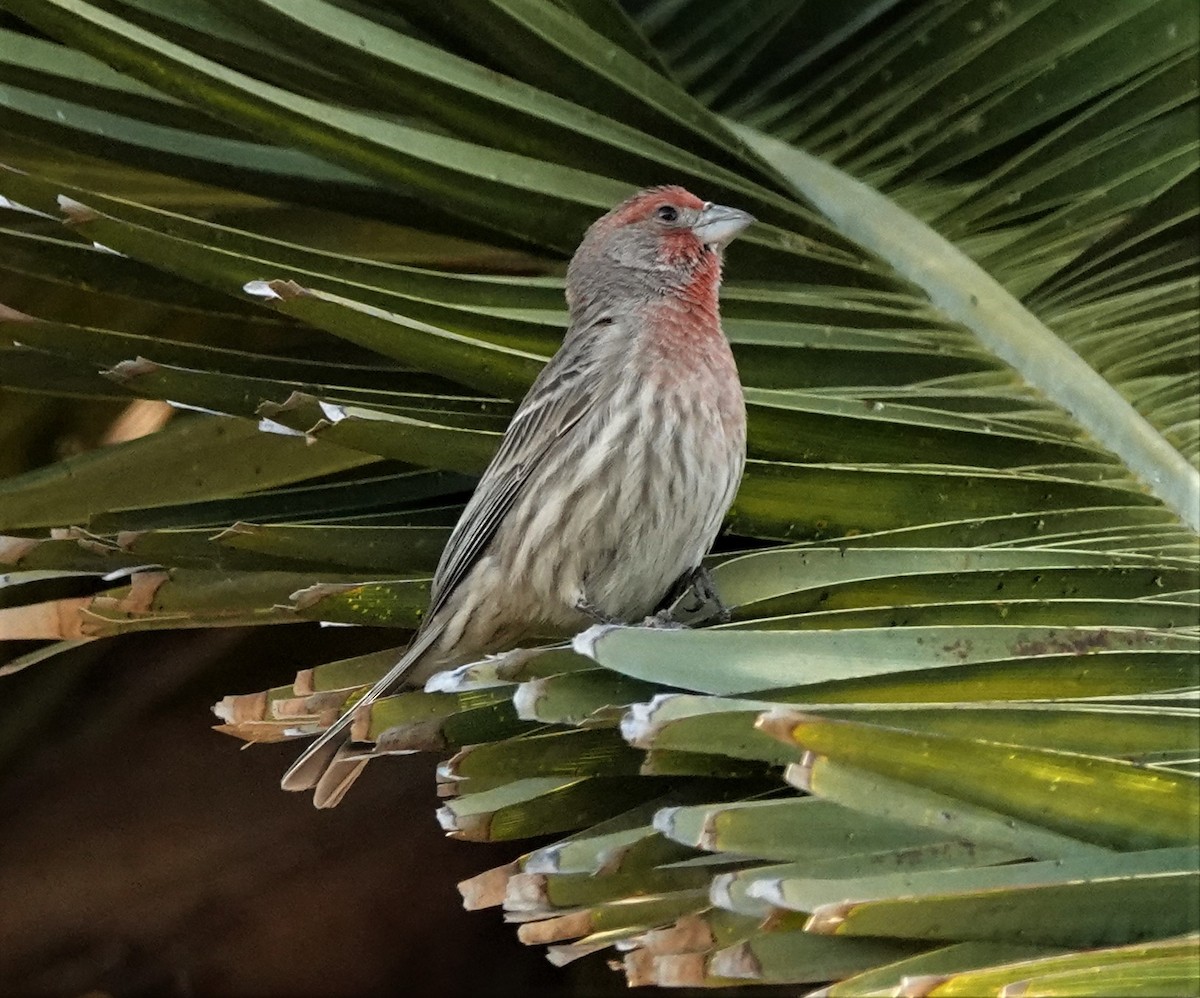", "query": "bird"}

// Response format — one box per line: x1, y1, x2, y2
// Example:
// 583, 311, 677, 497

282, 185, 752, 806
